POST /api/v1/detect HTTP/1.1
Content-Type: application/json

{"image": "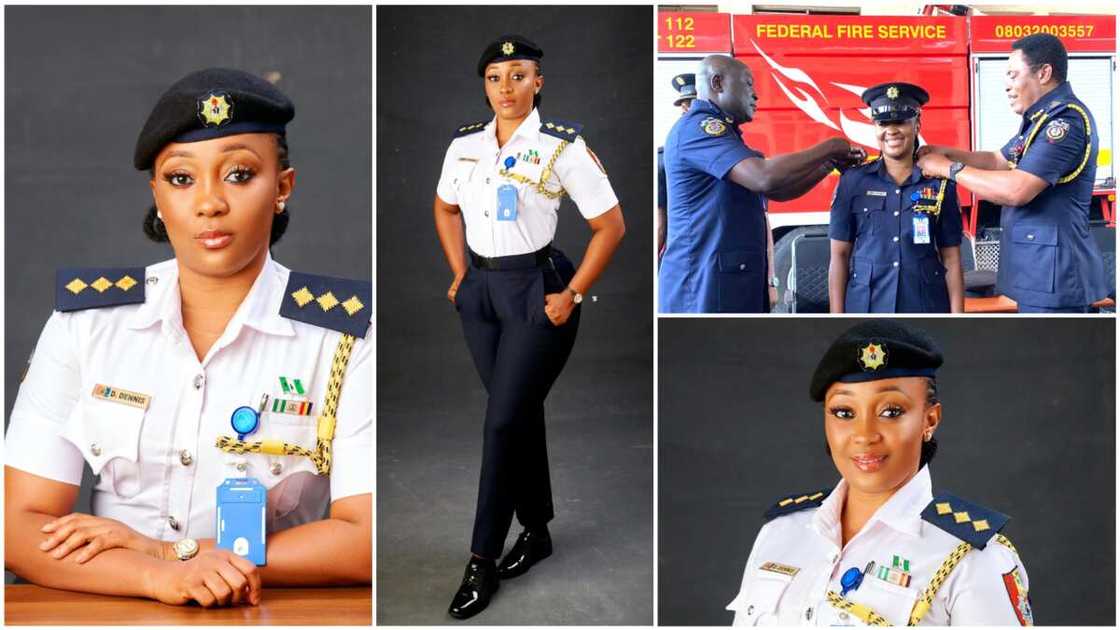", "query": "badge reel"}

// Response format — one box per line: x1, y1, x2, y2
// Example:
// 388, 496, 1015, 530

216, 397, 268, 565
